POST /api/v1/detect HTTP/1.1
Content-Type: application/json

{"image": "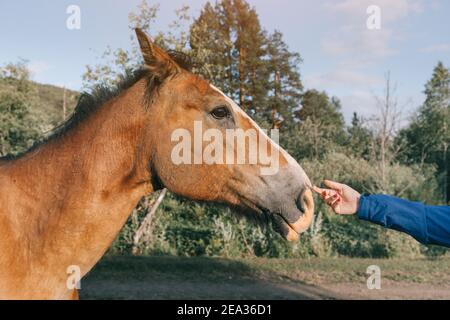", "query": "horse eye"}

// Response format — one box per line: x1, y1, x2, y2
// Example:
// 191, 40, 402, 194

210, 106, 230, 120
